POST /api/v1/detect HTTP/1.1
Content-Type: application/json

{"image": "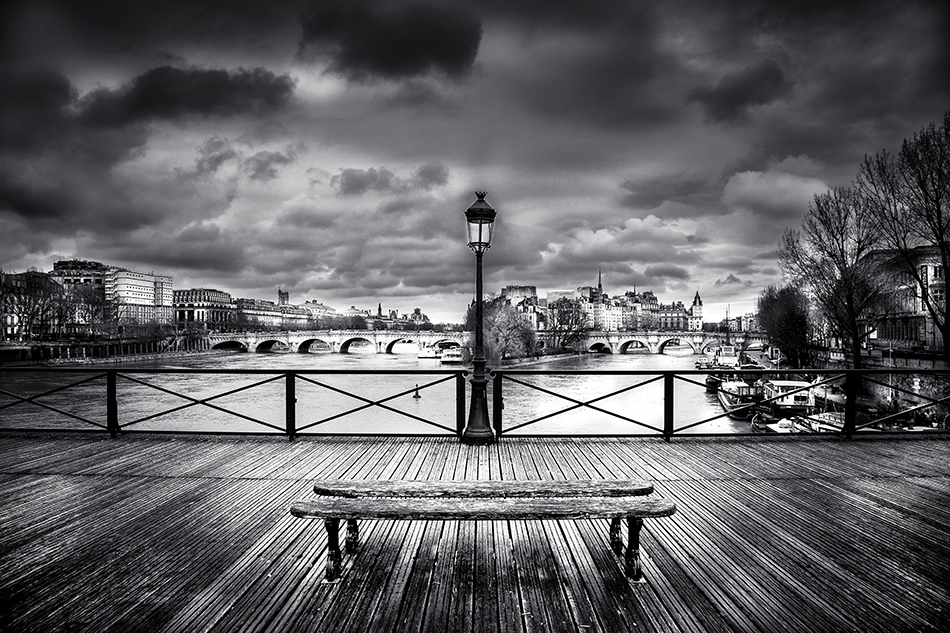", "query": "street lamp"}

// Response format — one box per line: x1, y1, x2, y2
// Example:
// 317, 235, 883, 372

462, 191, 497, 445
